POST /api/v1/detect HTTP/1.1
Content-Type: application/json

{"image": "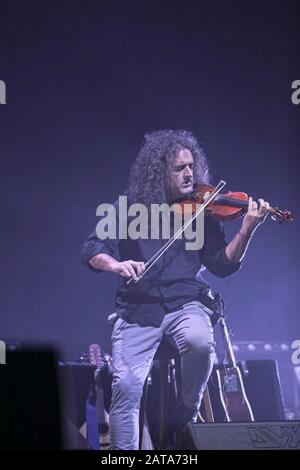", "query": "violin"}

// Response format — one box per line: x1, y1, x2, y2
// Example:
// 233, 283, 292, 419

127, 180, 293, 285
177, 184, 293, 224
